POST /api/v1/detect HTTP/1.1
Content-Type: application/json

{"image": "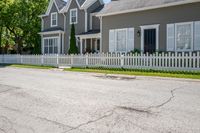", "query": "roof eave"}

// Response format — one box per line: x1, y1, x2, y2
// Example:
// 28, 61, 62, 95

96, 0, 200, 17
38, 30, 65, 35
